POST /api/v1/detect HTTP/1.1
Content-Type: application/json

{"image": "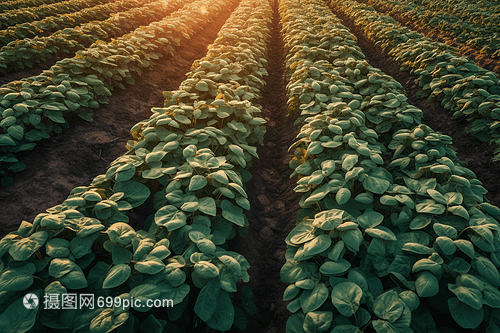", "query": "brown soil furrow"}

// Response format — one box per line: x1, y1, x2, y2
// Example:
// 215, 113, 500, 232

0, 13, 231, 237
361, 0, 500, 73
229, 1, 301, 331
327, 3, 500, 207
